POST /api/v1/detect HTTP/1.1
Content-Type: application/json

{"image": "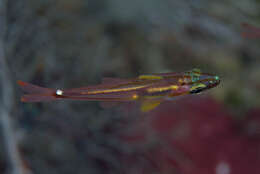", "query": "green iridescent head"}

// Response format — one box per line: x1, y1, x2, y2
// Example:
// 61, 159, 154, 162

185, 68, 202, 83
184, 69, 220, 94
